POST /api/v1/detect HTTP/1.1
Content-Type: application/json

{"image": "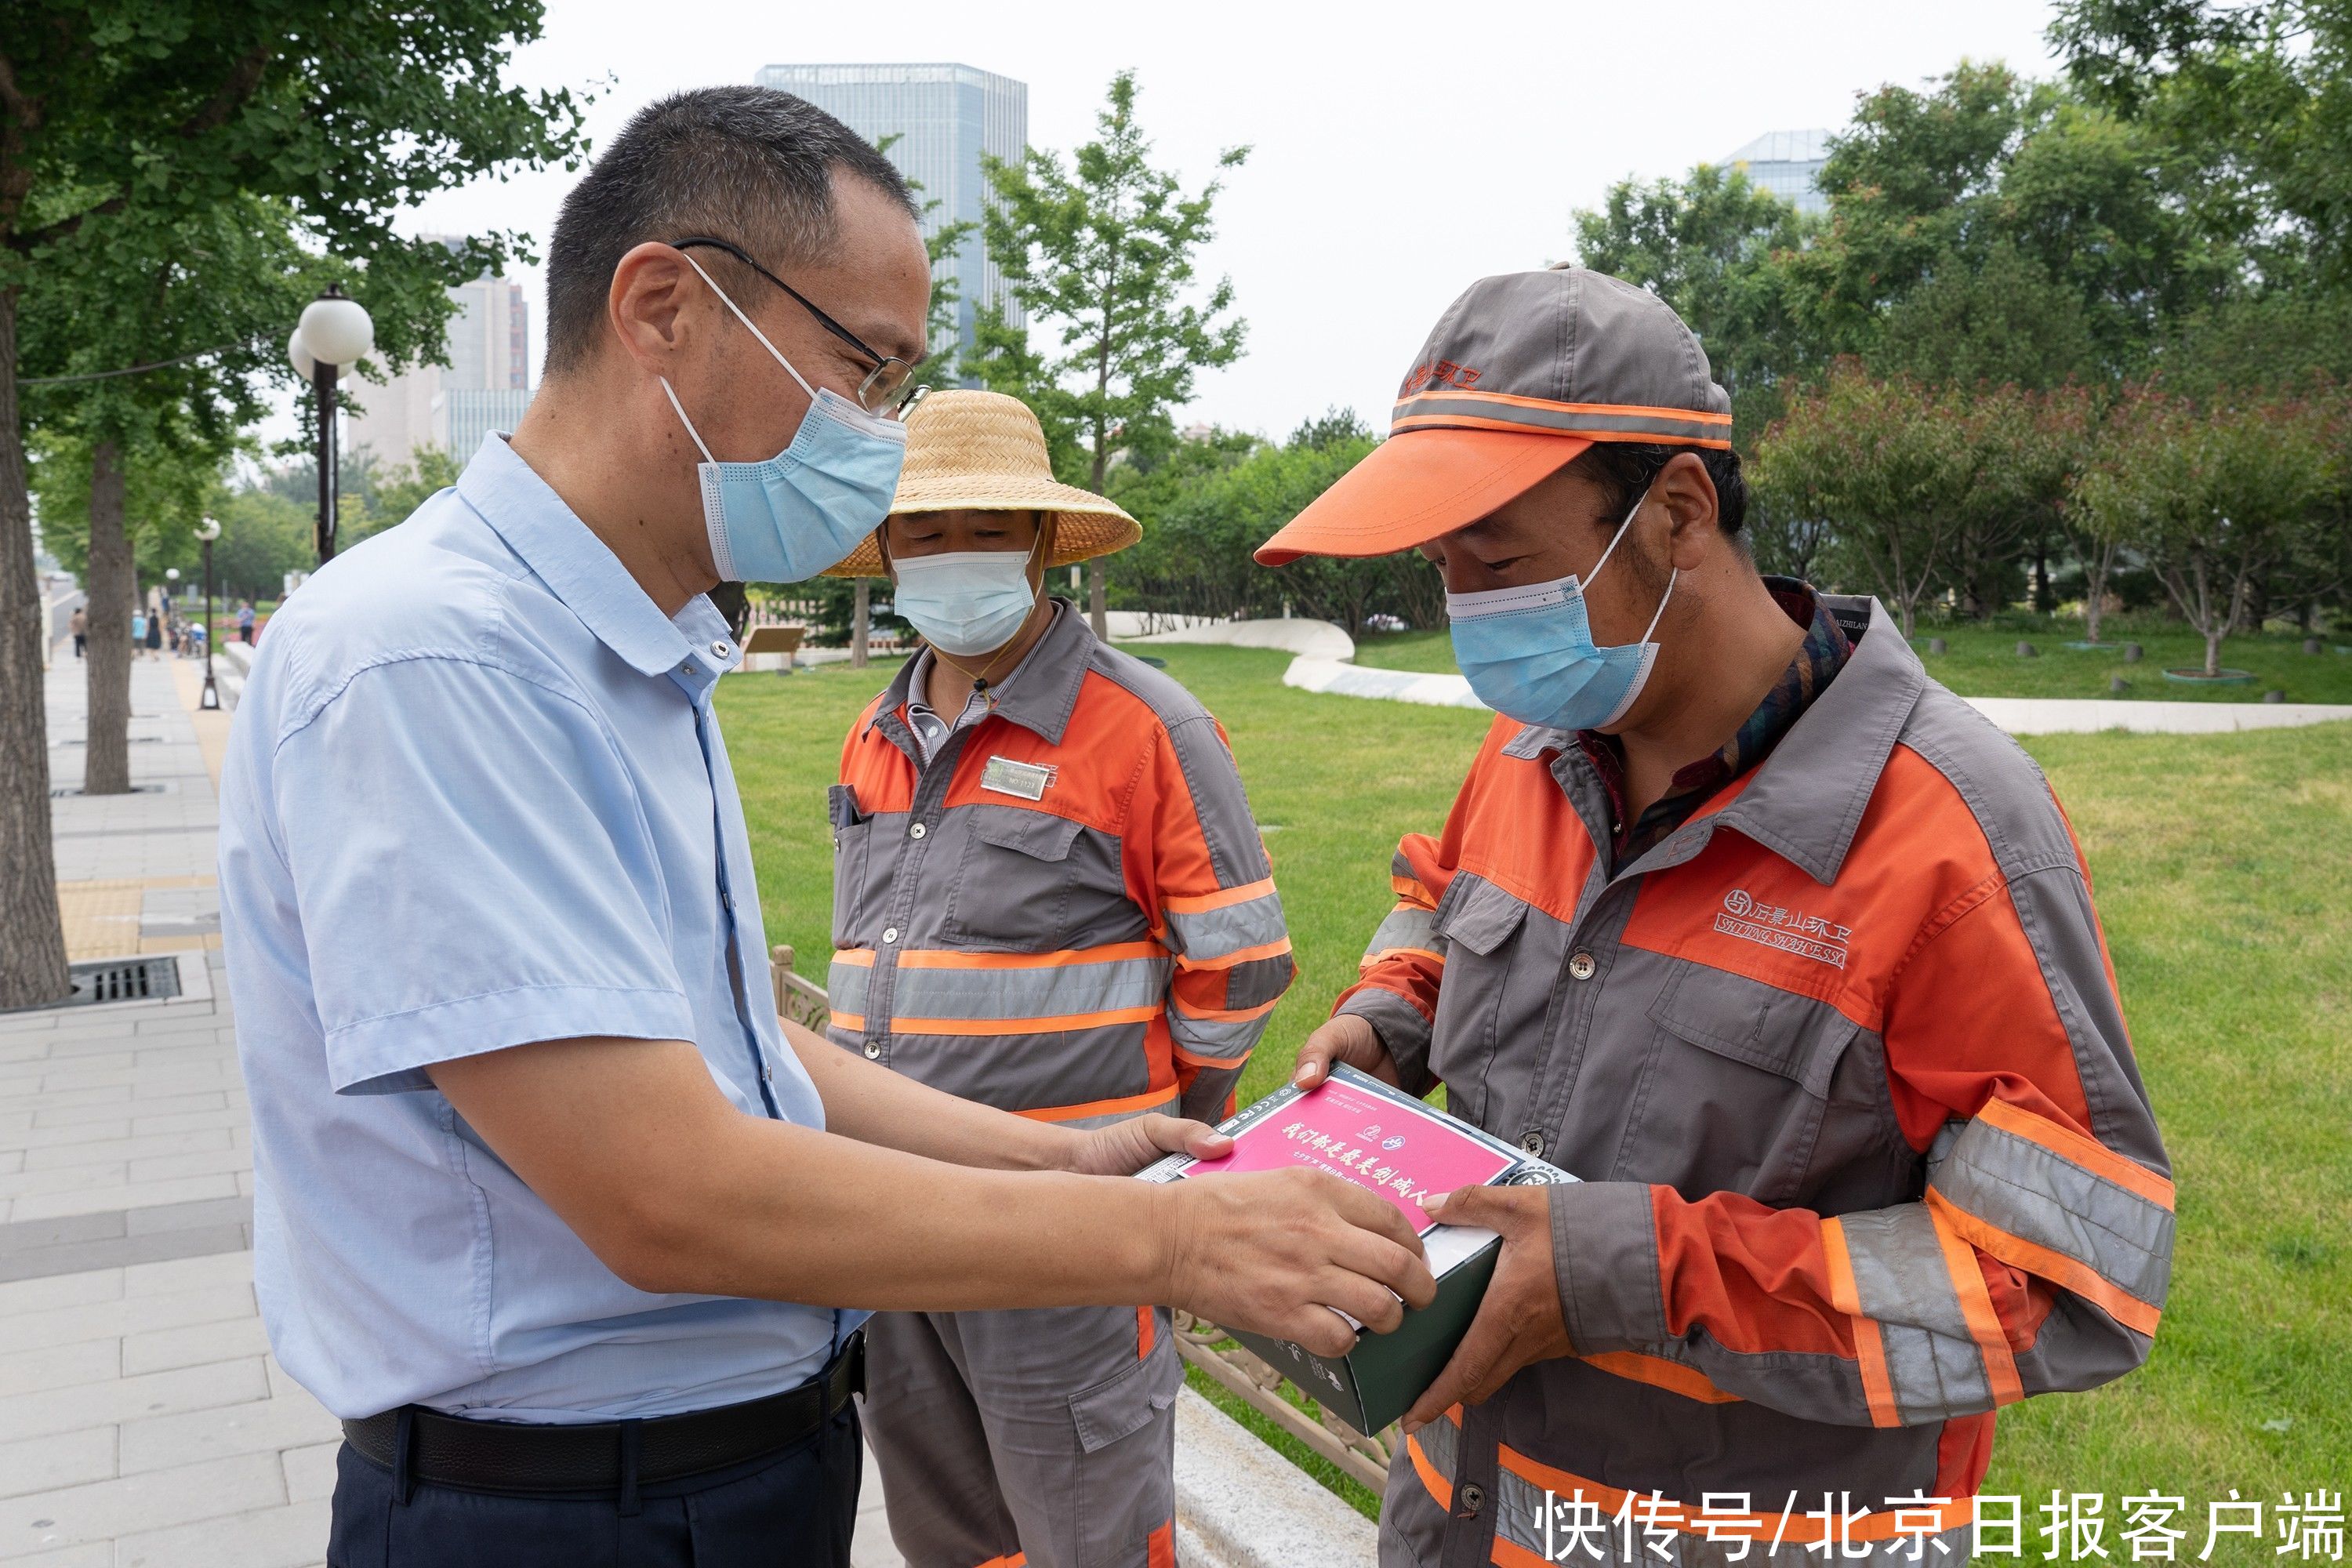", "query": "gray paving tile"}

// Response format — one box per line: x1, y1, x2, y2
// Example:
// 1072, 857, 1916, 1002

118, 1396, 336, 1476
0, 1427, 115, 1502
114, 1495, 328, 1568
0, 1357, 268, 1444
0, 1224, 252, 1286
0, 1449, 285, 1559
5, 1284, 252, 1356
